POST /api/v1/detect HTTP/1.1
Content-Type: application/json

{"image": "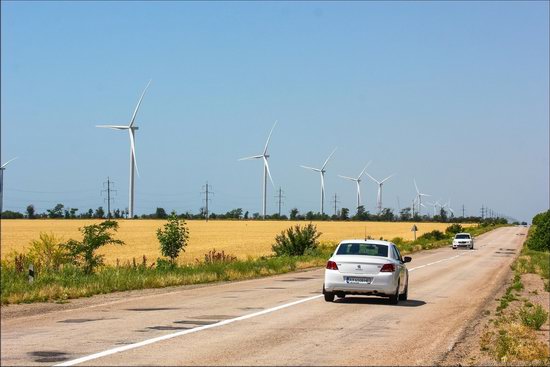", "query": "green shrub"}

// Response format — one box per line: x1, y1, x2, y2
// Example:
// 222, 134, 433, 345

27, 232, 69, 271
419, 230, 446, 241
445, 223, 464, 235
157, 211, 189, 263
519, 304, 548, 330
272, 223, 321, 256
64, 220, 124, 274
526, 210, 550, 252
